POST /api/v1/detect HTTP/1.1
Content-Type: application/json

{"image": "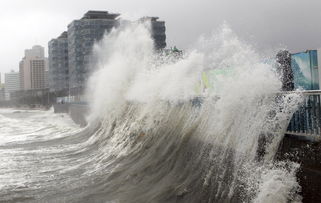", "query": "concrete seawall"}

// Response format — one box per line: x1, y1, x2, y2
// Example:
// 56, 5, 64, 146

53, 103, 321, 202
69, 104, 89, 127
53, 103, 89, 126
53, 104, 70, 113
277, 135, 321, 202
